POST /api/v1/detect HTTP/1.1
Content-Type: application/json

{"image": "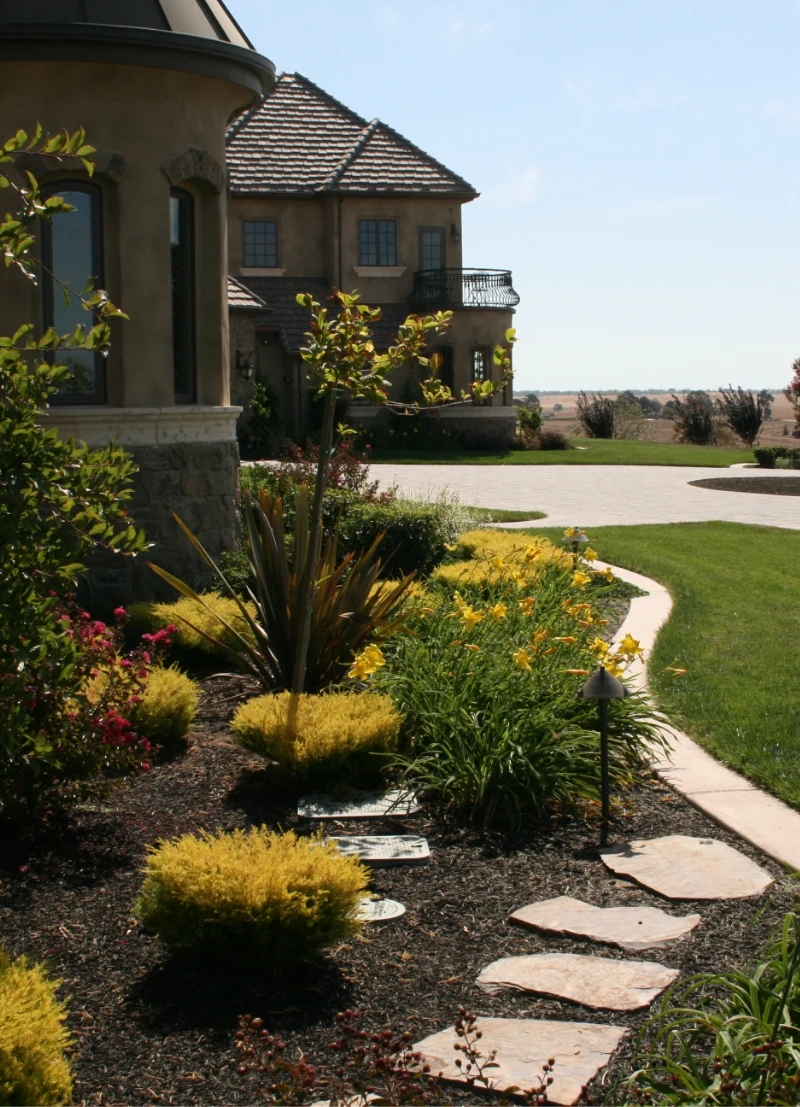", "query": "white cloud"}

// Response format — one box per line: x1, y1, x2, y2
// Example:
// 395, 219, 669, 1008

484, 166, 541, 204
